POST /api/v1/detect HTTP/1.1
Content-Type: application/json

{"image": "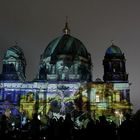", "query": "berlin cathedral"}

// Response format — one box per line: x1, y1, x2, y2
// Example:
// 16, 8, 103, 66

0, 22, 132, 124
